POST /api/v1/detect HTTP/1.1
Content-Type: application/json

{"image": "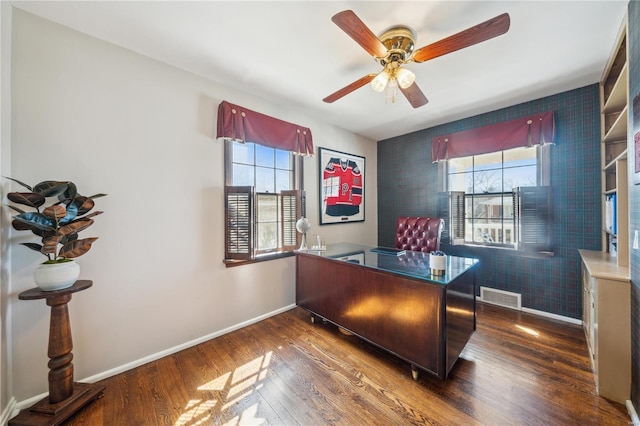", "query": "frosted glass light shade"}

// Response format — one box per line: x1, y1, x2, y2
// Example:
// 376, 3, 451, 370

371, 71, 390, 92
396, 68, 415, 89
